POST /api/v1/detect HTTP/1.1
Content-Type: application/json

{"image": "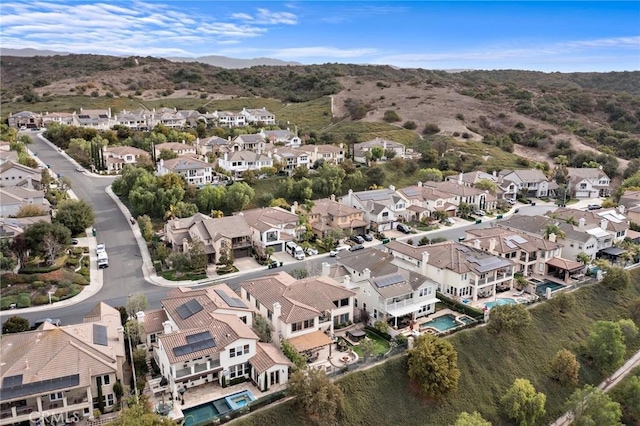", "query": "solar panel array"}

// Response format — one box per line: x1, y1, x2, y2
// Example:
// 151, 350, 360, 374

176, 299, 204, 320
373, 273, 405, 288
357, 190, 392, 201
1, 374, 79, 400
173, 331, 216, 357
93, 324, 108, 346
473, 257, 510, 273
214, 289, 248, 309
402, 187, 421, 197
